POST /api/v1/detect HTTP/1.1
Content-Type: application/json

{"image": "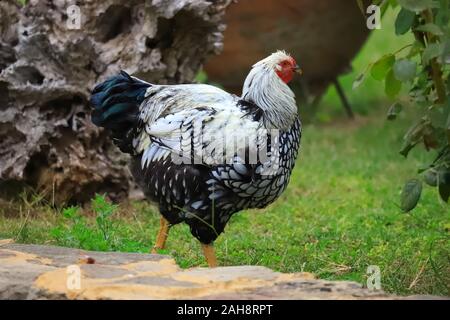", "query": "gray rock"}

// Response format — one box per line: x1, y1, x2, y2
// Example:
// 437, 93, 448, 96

0, 241, 445, 300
